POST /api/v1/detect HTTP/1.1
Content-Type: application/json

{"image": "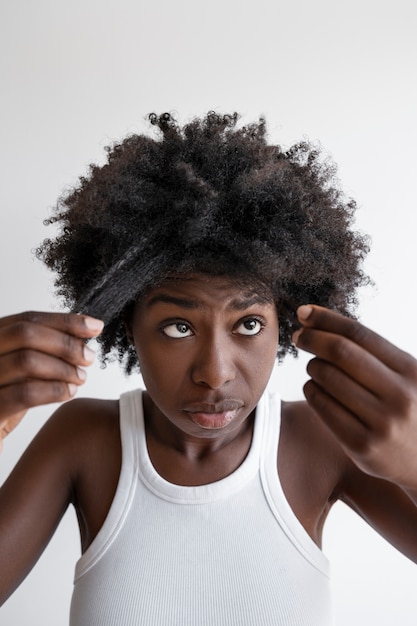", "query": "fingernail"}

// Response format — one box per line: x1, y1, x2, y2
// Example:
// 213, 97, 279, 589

297, 305, 313, 320
77, 367, 87, 382
68, 383, 77, 396
83, 345, 96, 363
84, 317, 104, 333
